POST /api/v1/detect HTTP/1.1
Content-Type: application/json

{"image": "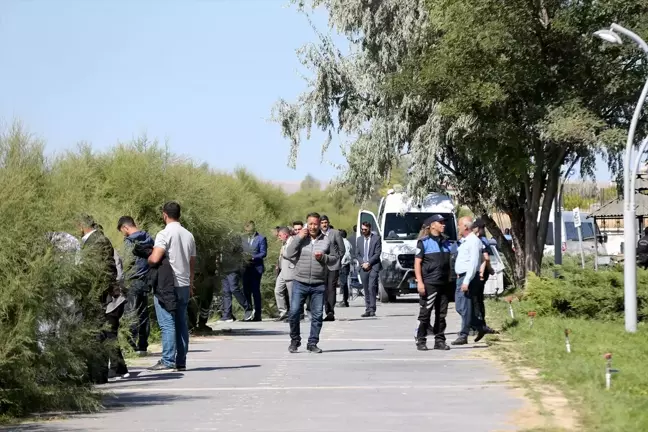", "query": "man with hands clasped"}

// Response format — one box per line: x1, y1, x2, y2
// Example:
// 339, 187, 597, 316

284, 212, 339, 354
